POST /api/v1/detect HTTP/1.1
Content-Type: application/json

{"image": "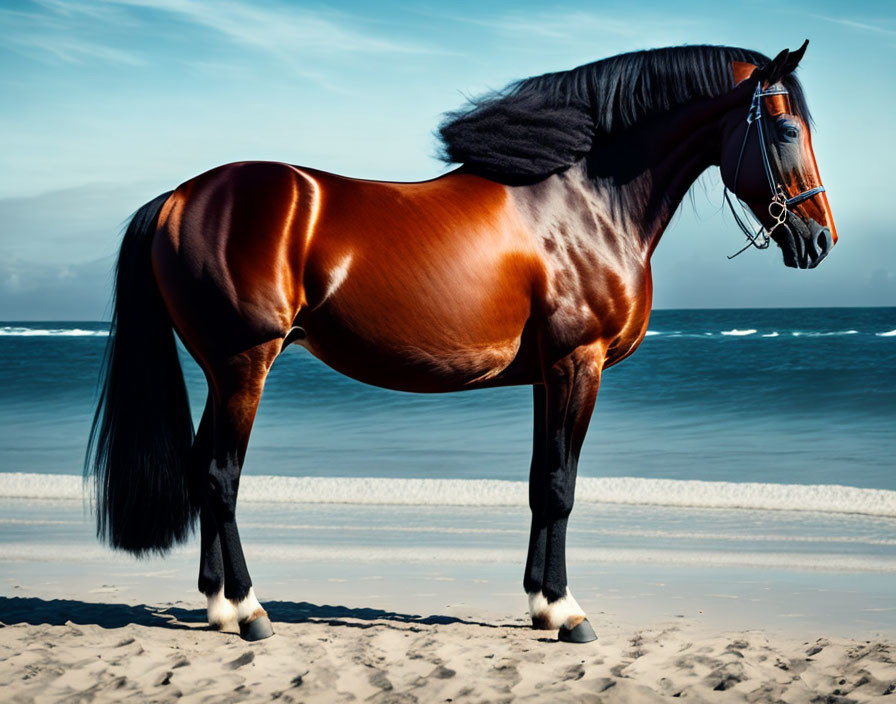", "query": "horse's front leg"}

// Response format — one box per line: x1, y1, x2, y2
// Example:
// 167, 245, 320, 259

525, 346, 602, 643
